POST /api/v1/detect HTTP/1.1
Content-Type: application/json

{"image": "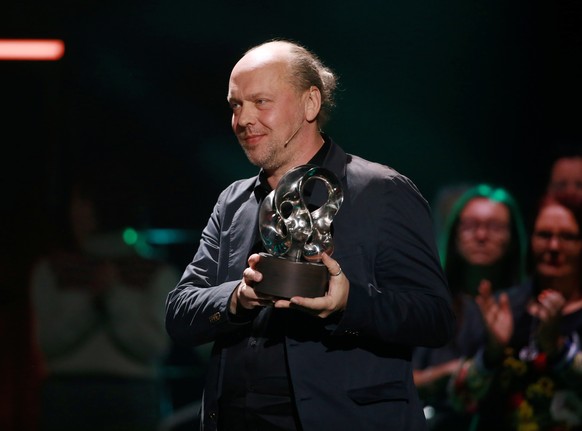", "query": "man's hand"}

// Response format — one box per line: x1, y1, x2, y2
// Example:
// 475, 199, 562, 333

274, 252, 349, 318
229, 253, 277, 314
